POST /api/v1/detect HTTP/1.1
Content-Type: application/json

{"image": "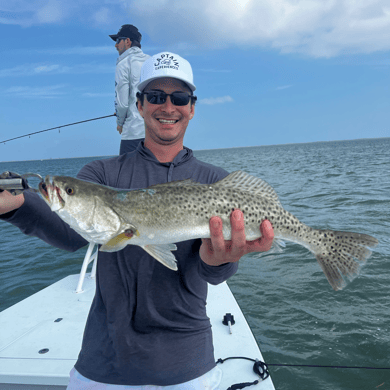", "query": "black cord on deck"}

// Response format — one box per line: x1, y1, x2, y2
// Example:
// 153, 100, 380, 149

1, 114, 116, 144
217, 356, 390, 390
217, 357, 270, 390
217, 356, 390, 371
